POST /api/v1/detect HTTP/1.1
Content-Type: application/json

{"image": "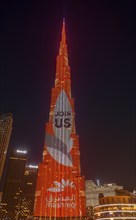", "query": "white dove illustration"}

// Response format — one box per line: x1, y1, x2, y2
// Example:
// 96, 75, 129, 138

46, 89, 73, 167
